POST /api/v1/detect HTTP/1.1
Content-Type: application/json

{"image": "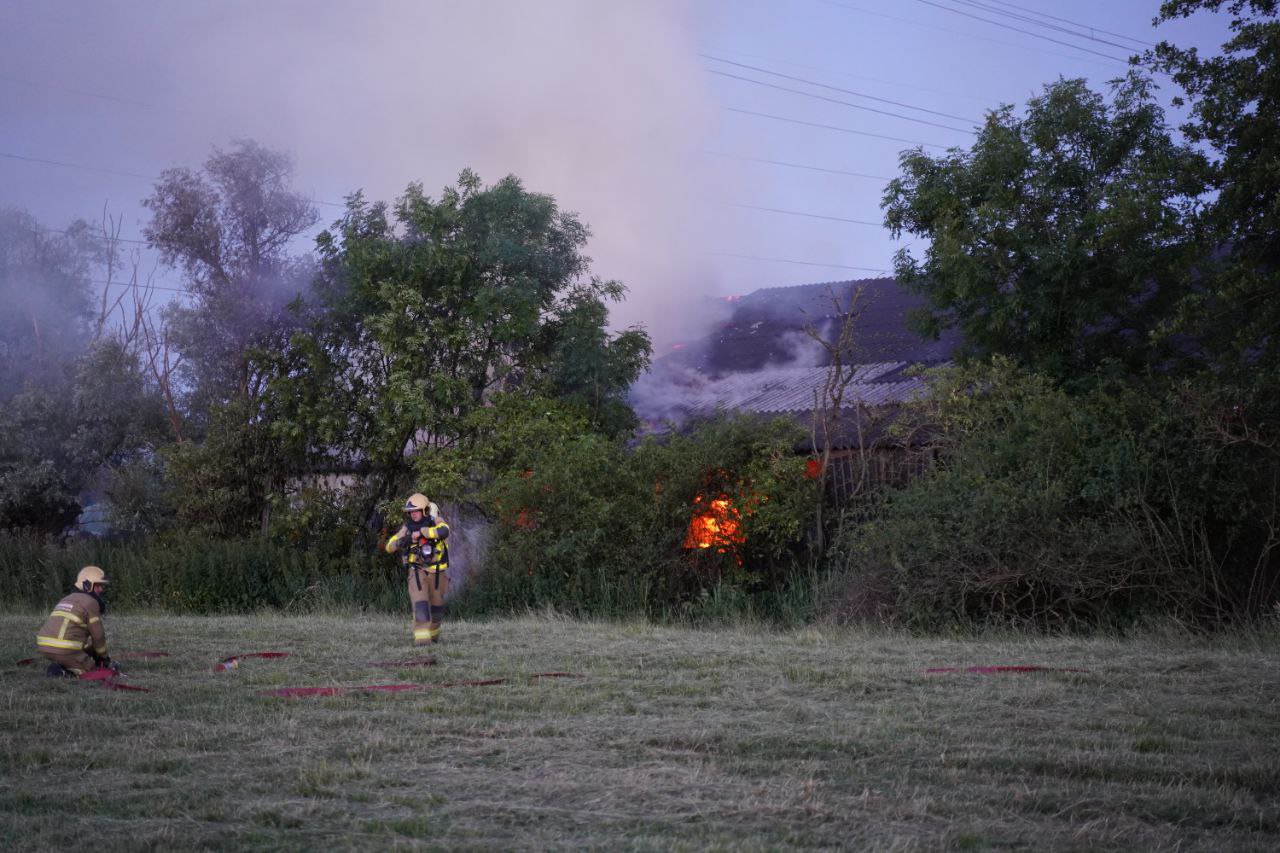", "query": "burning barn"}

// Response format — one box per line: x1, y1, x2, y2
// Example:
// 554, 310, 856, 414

631, 277, 960, 506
